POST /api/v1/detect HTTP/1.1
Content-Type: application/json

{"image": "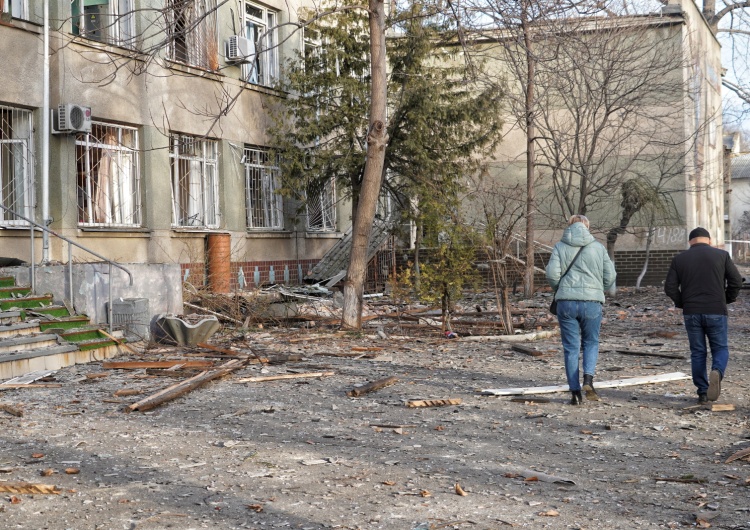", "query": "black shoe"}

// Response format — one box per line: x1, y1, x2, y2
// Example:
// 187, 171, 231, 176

582, 374, 600, 401
698, 393, 708, 405
708, 370, 721, 401
570, 391, 582, 405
